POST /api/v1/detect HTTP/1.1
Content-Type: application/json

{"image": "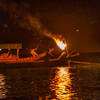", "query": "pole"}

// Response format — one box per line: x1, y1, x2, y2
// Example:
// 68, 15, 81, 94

17, 48, 19, 60
66, 46, 69, 58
